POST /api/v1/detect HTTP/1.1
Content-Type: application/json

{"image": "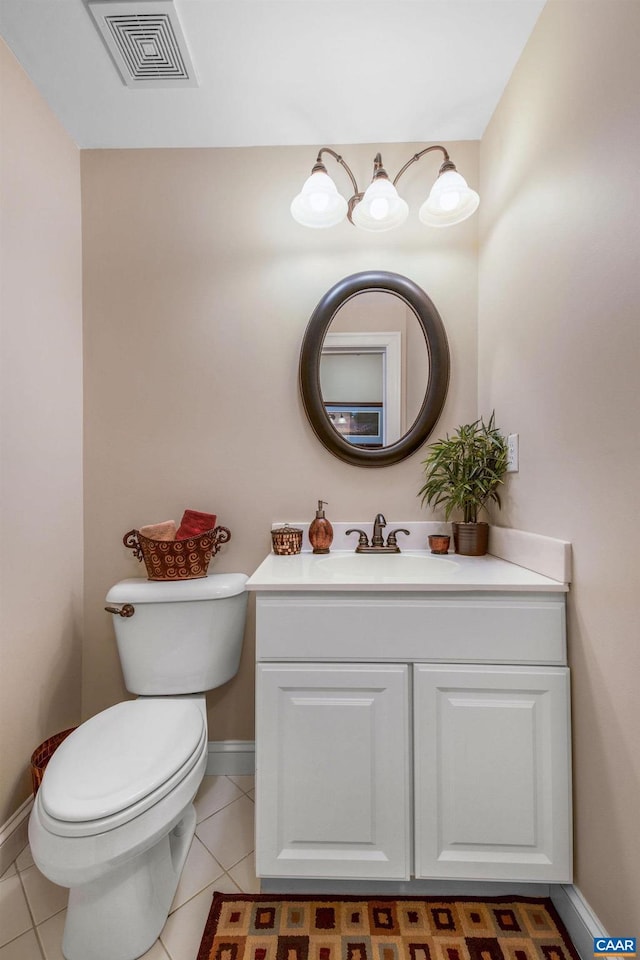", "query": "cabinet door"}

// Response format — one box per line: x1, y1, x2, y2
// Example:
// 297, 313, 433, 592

414, 664, 572, 882
256, 663, 410, 879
